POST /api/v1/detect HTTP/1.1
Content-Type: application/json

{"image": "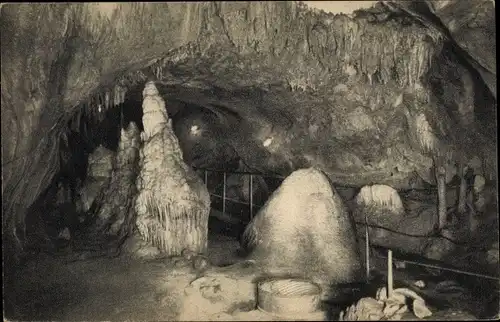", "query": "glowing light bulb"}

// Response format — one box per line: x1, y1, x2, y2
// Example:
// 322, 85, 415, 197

263, 137, 273, 147
98, 105, 102, 113
190, 125, 201, 136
